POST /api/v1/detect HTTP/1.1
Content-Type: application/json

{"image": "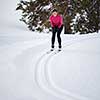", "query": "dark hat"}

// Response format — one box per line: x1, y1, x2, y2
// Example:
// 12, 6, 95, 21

52, 9, 58, 12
